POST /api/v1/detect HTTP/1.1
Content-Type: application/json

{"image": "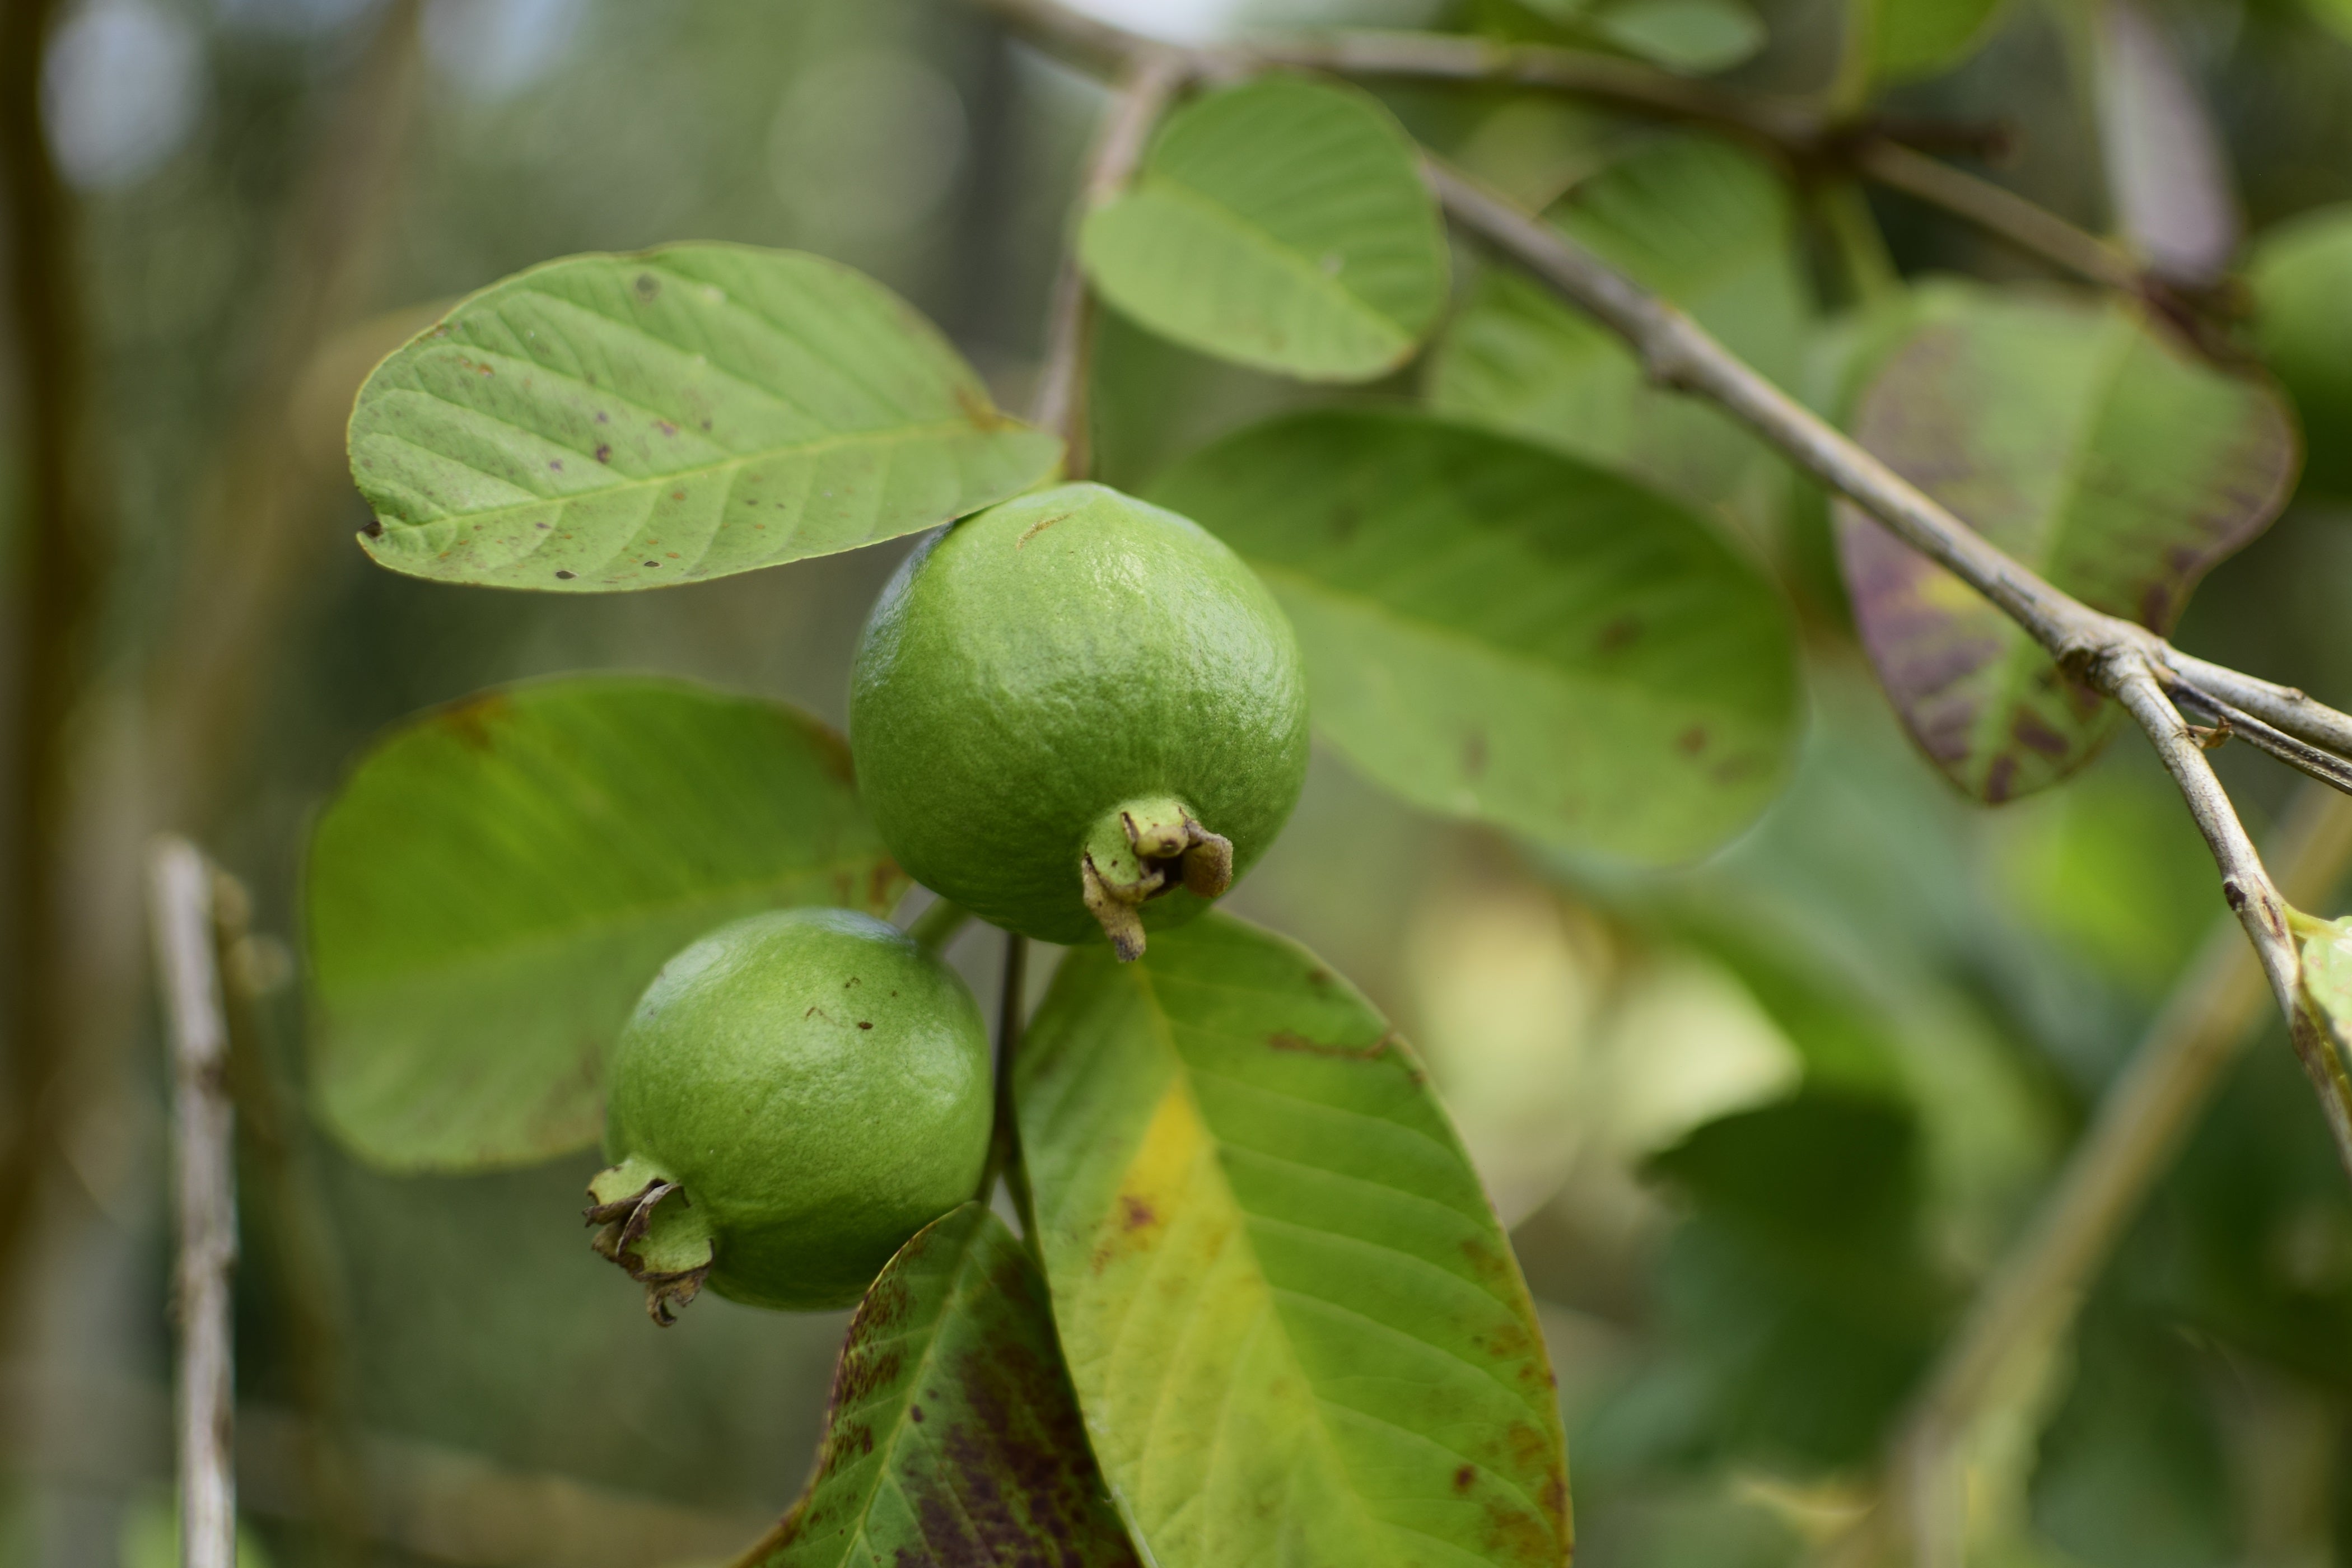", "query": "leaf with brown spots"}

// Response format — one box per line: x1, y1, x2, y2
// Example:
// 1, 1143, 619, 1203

306, 675, 903, 1171
1152, 408, 1800, 864
1019, 913, 1572, 1568
743, 1204, 1142, 1568
348, 244, 1060, 592
1837, 286, 2296, 802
